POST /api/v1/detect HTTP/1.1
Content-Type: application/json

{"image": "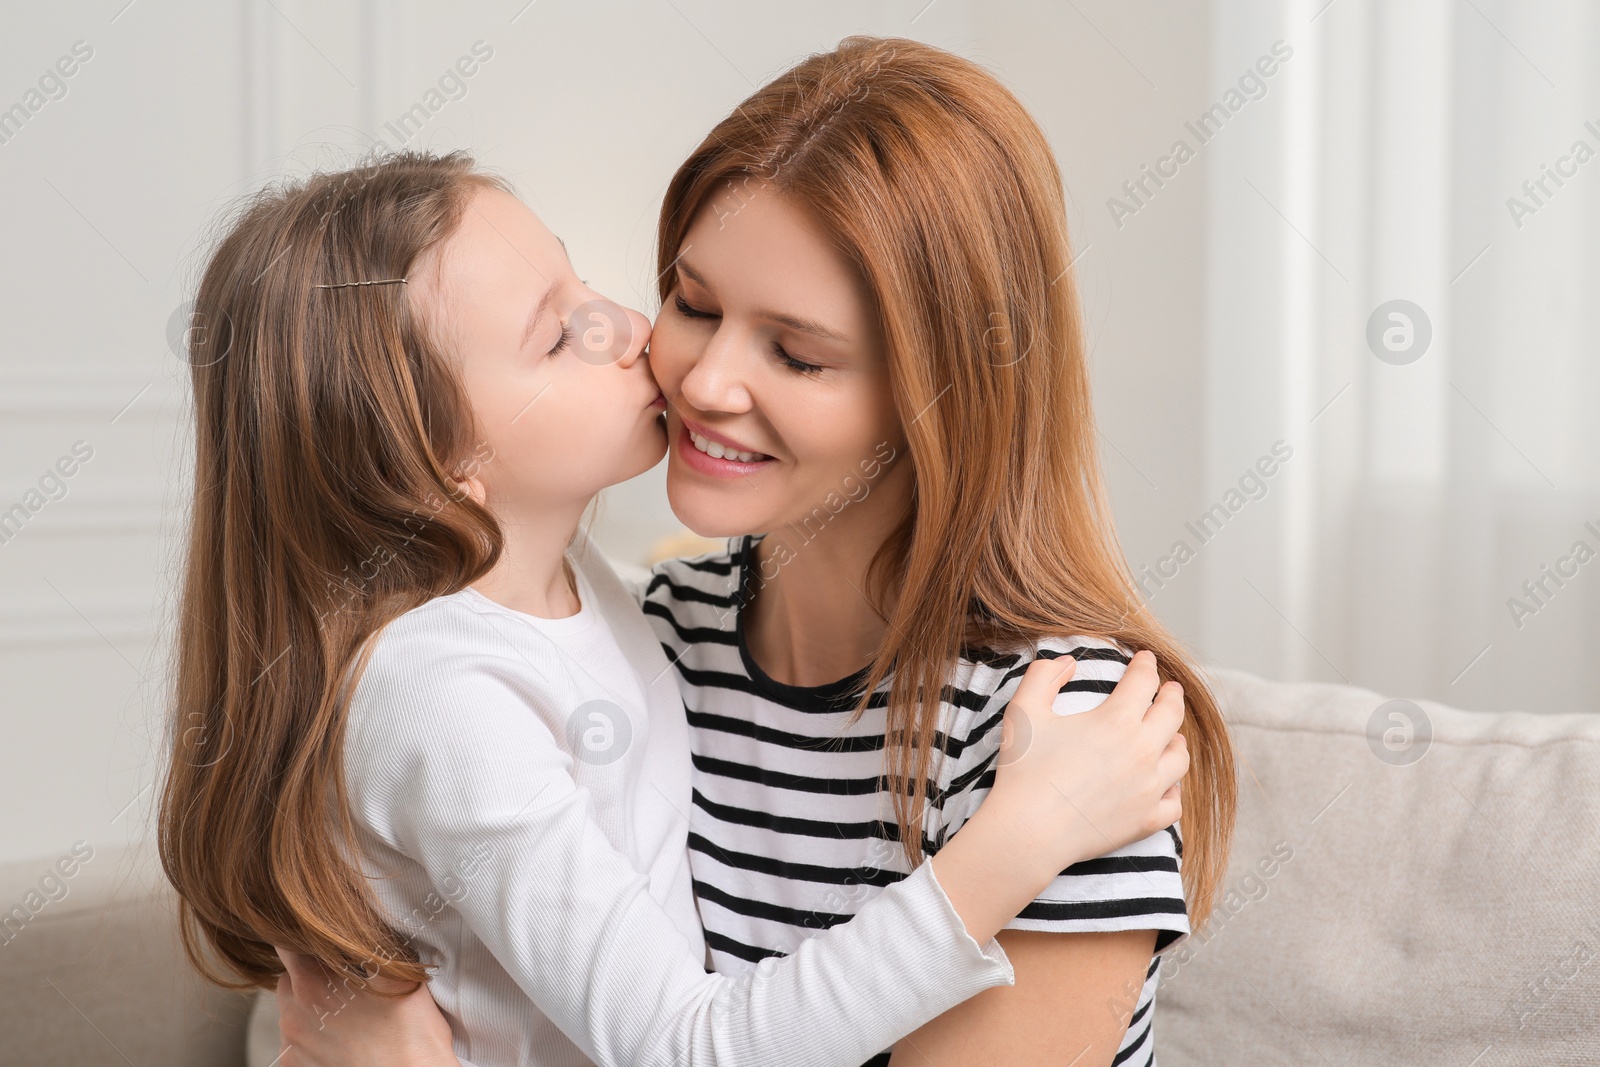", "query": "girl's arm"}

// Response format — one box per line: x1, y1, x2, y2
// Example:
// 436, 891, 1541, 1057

275, 650, 1185, 1067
